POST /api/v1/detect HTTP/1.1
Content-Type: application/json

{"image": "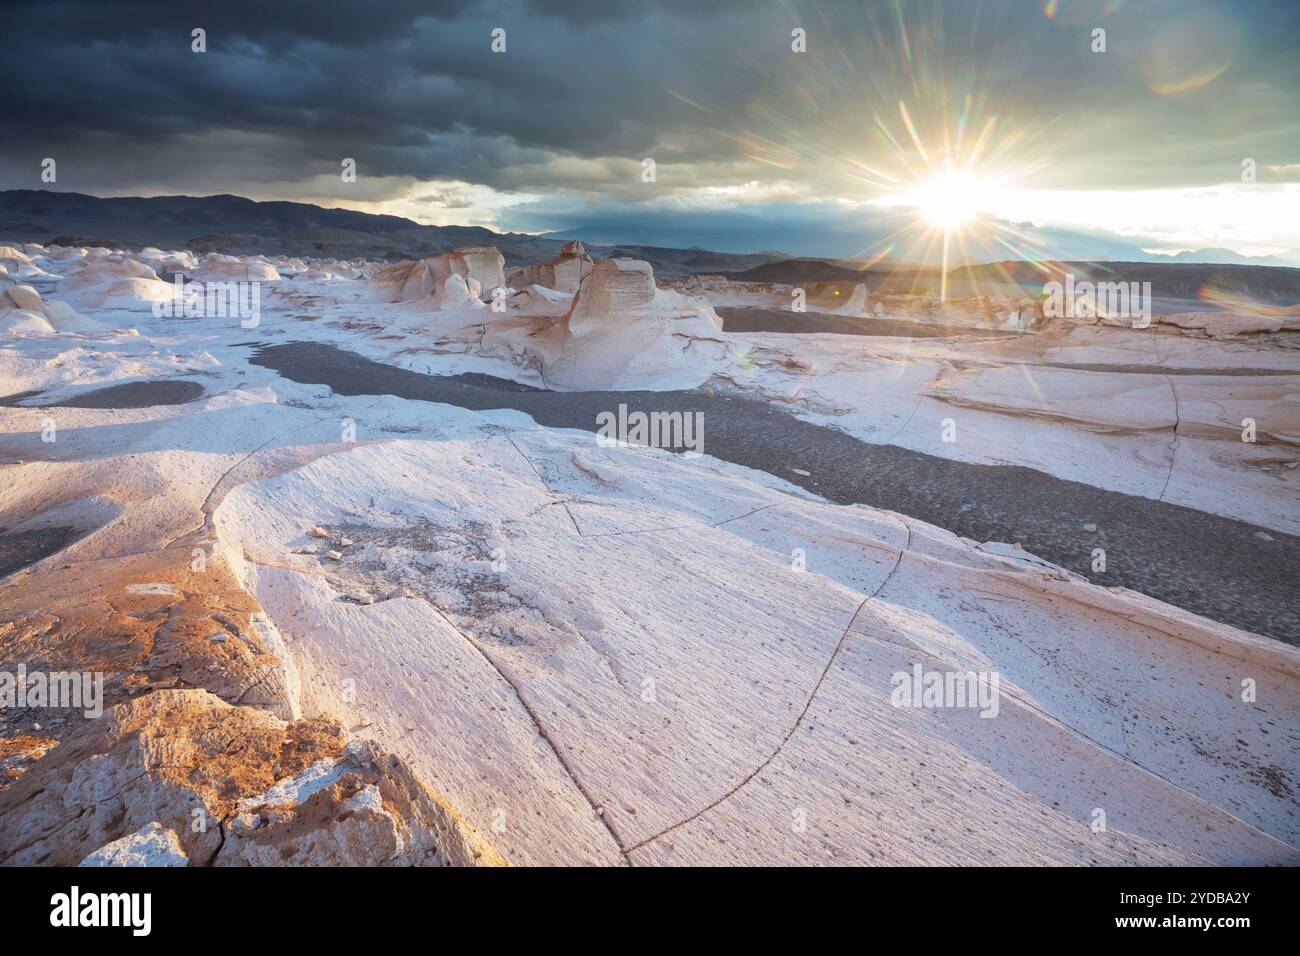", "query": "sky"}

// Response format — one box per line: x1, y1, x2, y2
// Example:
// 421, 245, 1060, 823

4, 0, 1299, 262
